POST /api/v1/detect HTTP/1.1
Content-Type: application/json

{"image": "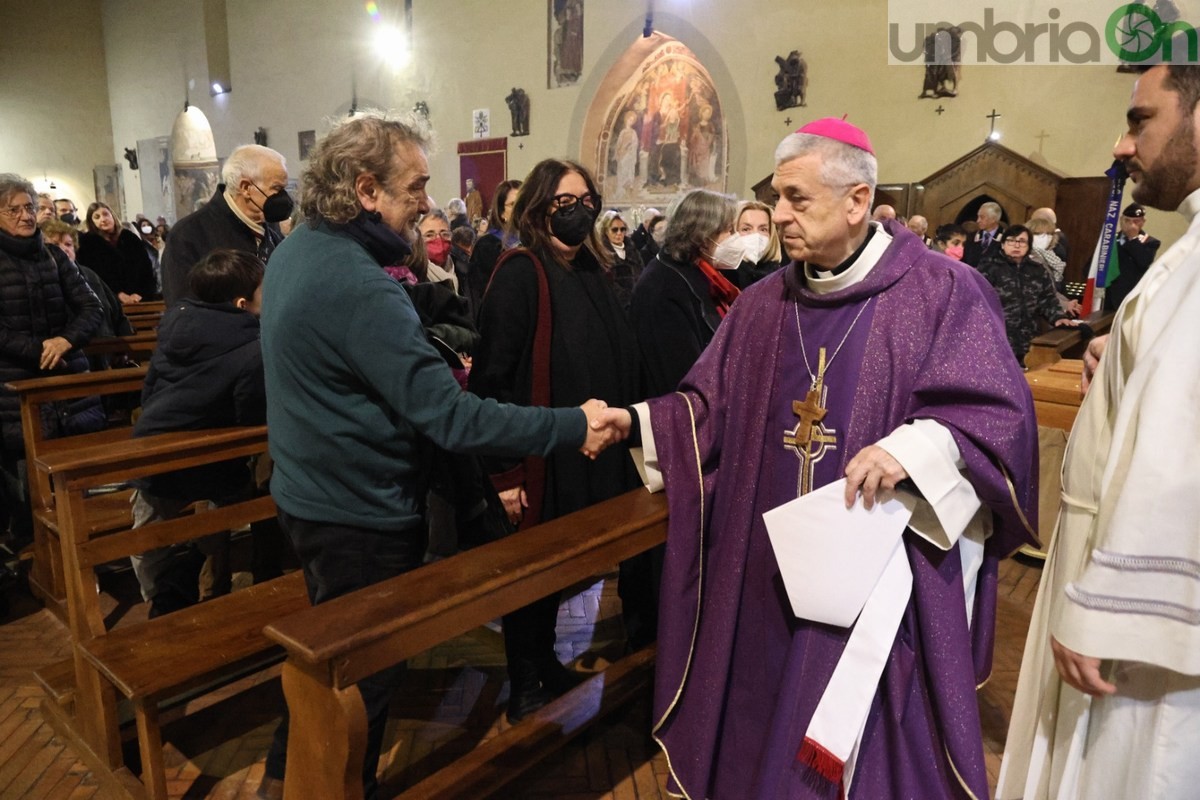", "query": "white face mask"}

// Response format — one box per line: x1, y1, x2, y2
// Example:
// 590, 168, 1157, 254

1032, 233, 1052, 250
710, 233, 748, 270
738, 232, 770, 264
